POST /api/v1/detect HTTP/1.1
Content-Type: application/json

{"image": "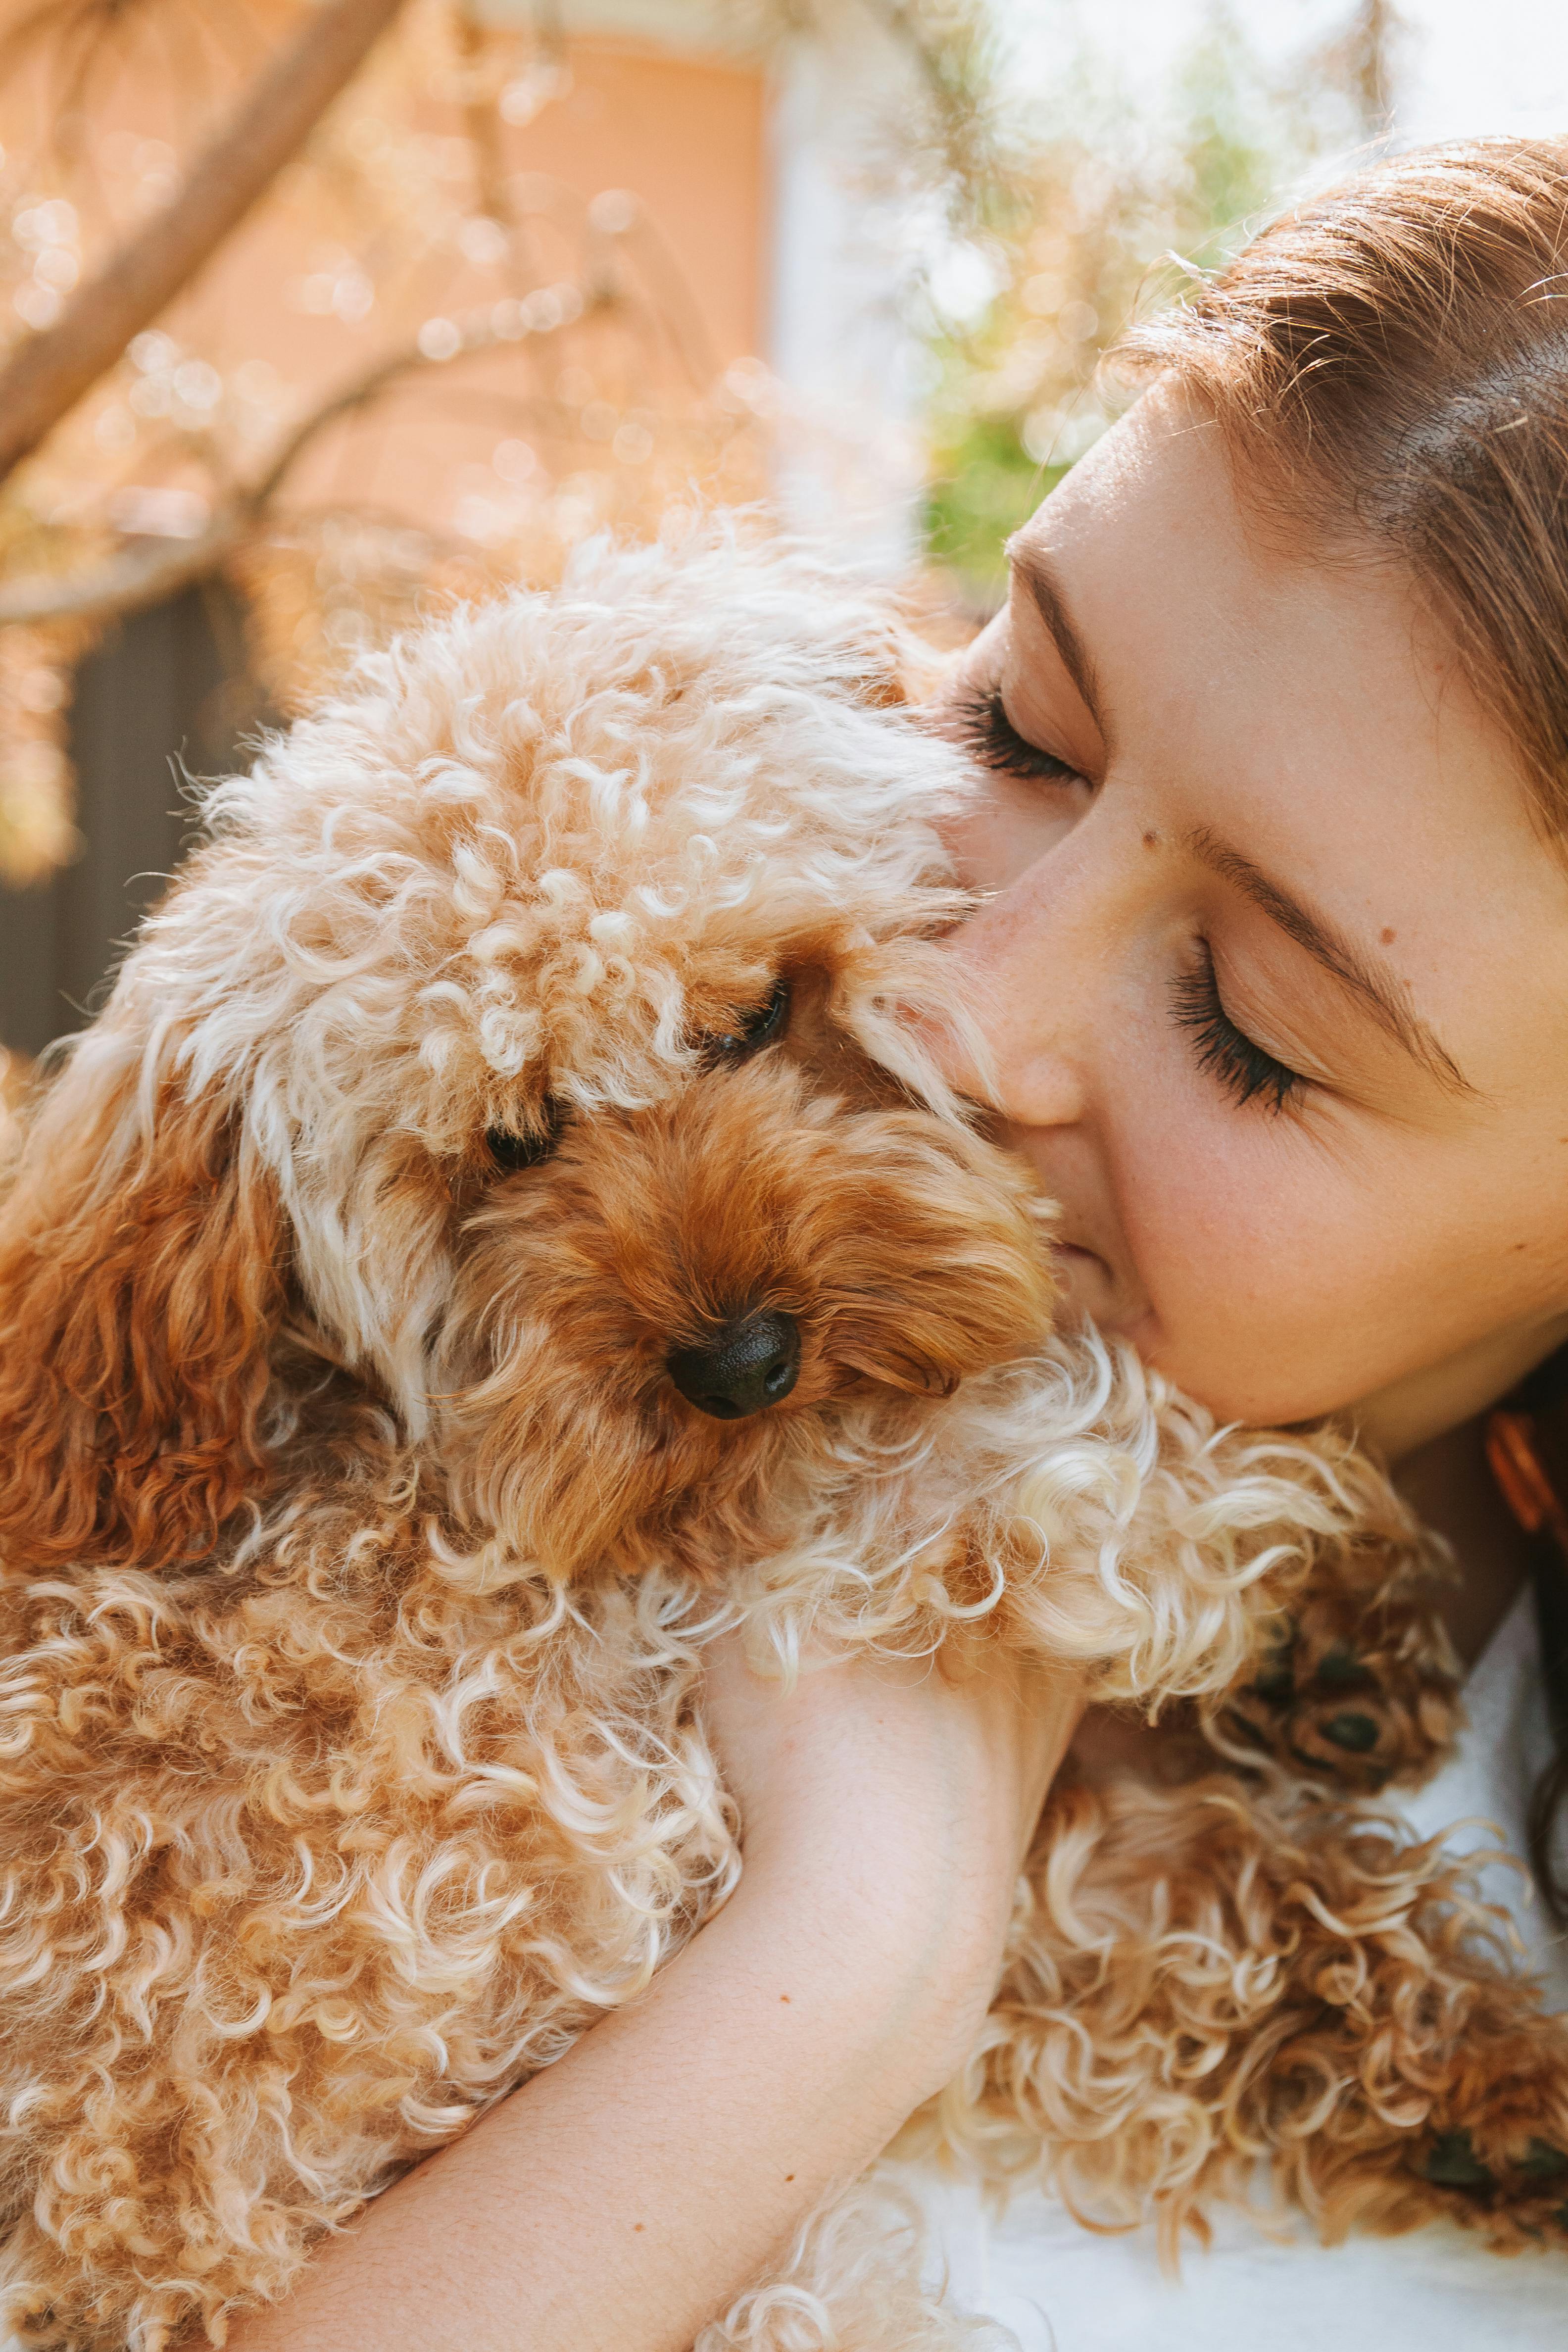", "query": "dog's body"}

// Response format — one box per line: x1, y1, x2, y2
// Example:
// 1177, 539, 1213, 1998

0, 539, 1563, 2352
